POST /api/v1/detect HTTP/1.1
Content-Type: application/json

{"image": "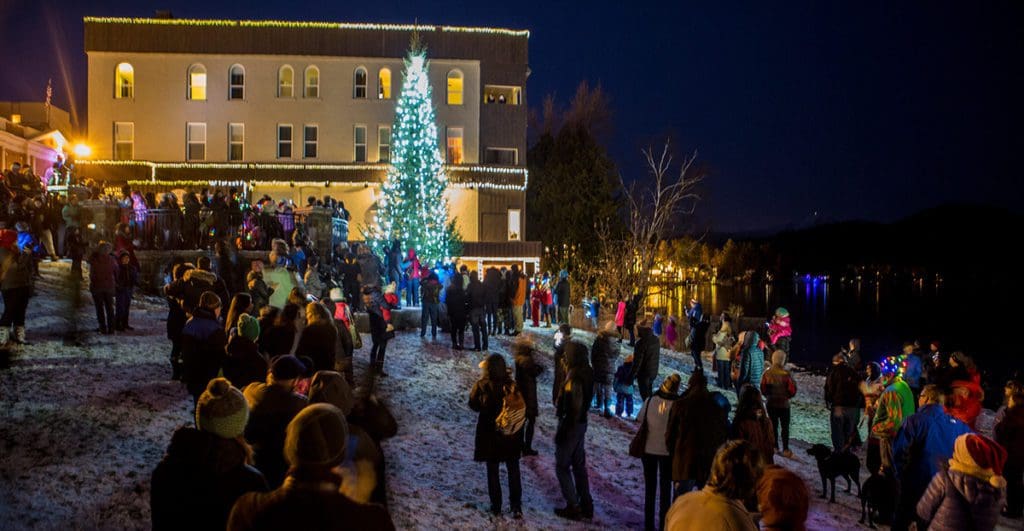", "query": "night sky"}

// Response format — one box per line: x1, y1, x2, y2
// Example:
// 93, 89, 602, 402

1, 1, 1021, 232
